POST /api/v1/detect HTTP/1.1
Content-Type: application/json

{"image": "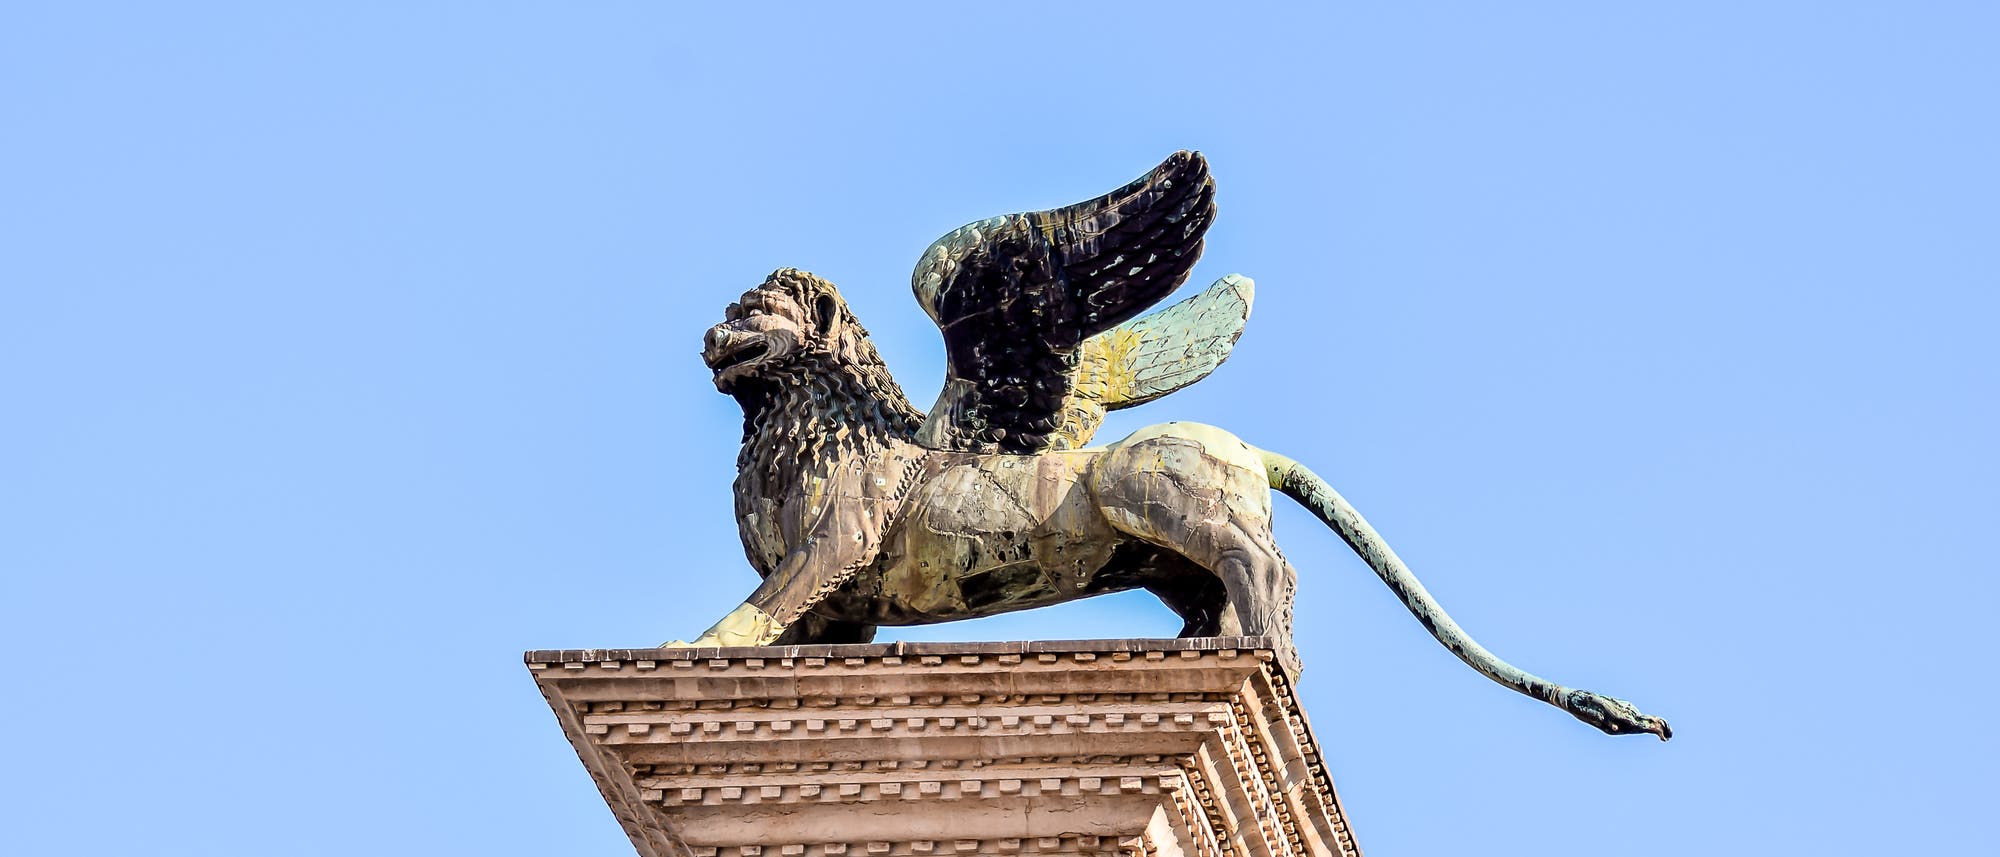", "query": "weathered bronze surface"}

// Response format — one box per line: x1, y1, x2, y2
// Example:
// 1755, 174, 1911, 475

675, 151, 1669, 739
